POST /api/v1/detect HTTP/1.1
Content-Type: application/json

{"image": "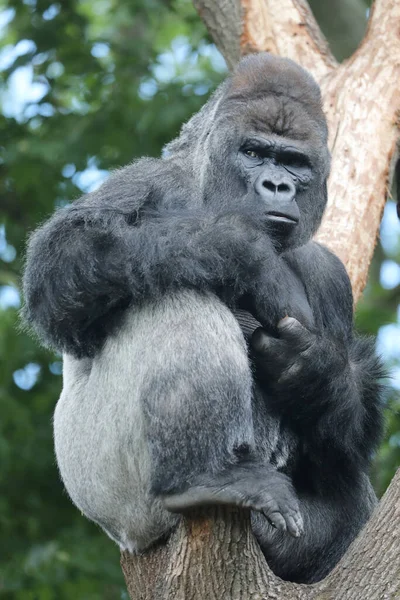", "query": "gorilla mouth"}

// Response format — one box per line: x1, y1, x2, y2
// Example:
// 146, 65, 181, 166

266, 211, 299, 225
